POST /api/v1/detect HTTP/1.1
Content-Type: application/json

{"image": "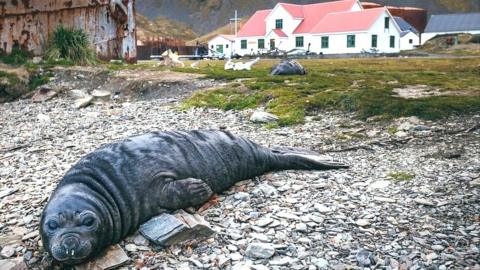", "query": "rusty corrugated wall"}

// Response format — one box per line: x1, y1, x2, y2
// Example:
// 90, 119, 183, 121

0, 0, 137, 63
